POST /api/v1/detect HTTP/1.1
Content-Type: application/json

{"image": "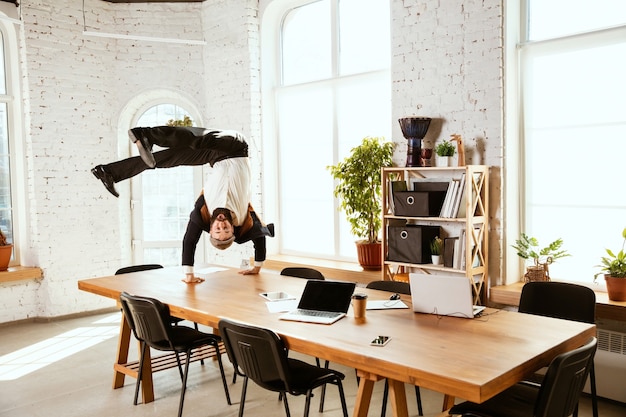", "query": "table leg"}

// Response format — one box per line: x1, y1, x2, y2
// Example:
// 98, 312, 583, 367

113, 314, 131, 389
388, 379, 409, 417
353, 374, 375, 417
139, 343, 154, 404
442, 394, 455, 411
113, 311, 155, 403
